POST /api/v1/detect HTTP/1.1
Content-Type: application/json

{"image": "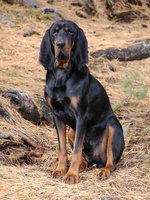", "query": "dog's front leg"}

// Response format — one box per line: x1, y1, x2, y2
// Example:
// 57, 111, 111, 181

53, 116, 67, 178
65, 117, 86, 184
